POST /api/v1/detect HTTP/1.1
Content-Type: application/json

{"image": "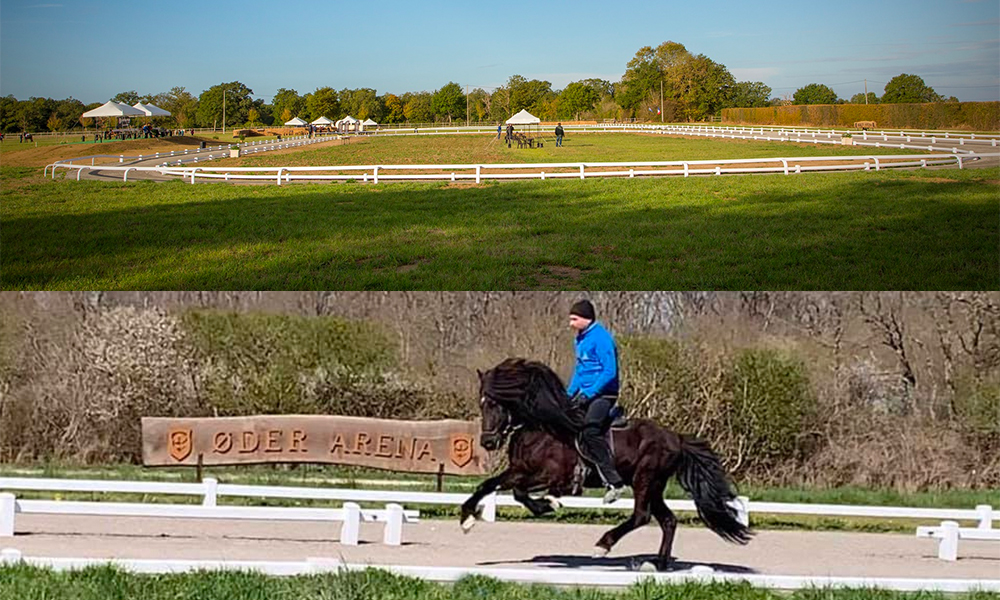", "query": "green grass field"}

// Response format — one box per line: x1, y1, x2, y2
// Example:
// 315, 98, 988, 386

2, 134, 996, 290
2, 564, 997, 600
